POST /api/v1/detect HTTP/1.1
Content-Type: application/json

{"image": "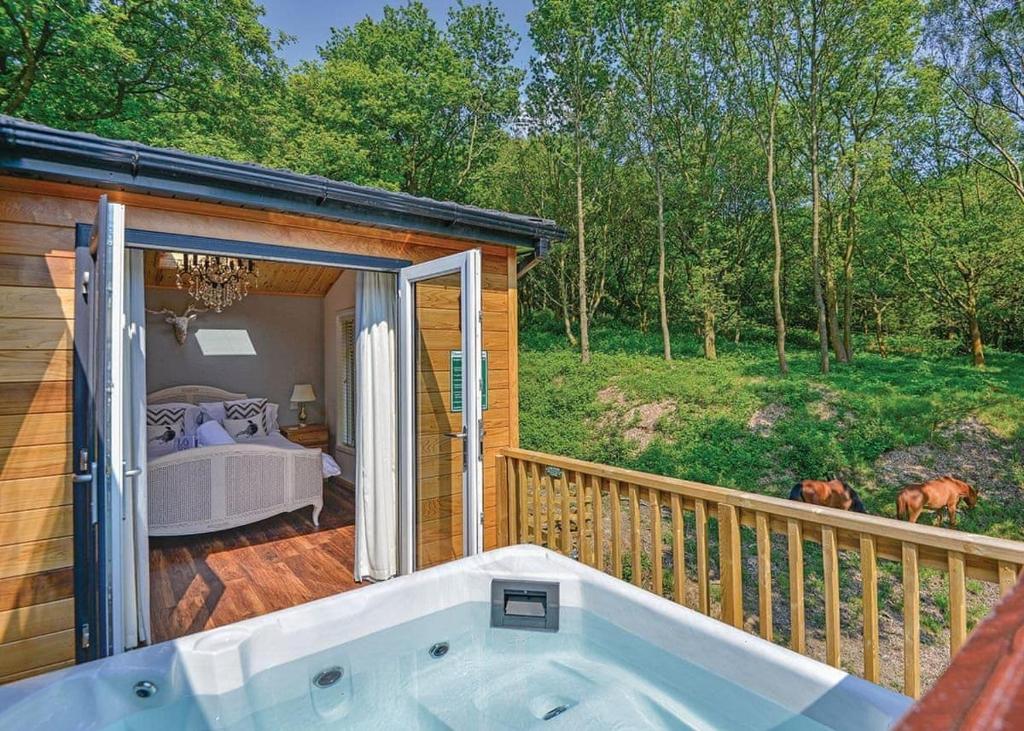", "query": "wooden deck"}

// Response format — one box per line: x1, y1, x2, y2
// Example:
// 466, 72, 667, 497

149, 479, 358, 644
